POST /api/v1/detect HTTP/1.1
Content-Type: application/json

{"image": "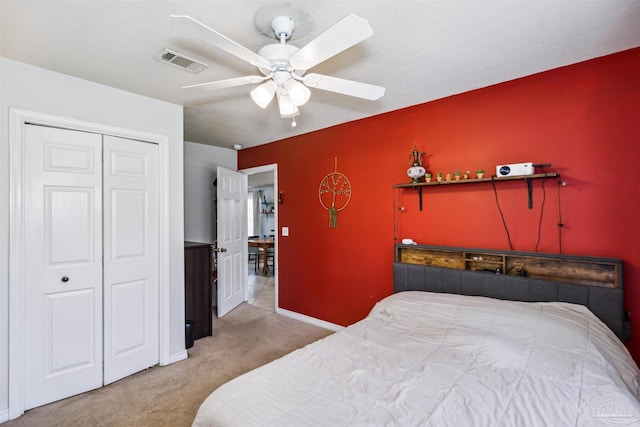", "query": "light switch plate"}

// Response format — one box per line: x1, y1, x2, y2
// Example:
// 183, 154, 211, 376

282, 226, 289, 236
